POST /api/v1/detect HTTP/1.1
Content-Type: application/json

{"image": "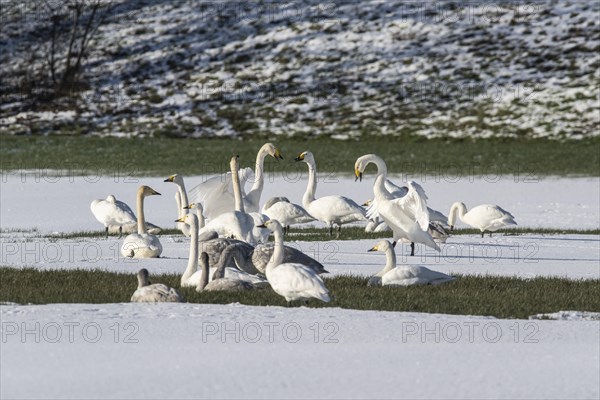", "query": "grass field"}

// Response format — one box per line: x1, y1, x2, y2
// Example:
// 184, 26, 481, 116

1, 268, 598, 319
1, 135, 599, 176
